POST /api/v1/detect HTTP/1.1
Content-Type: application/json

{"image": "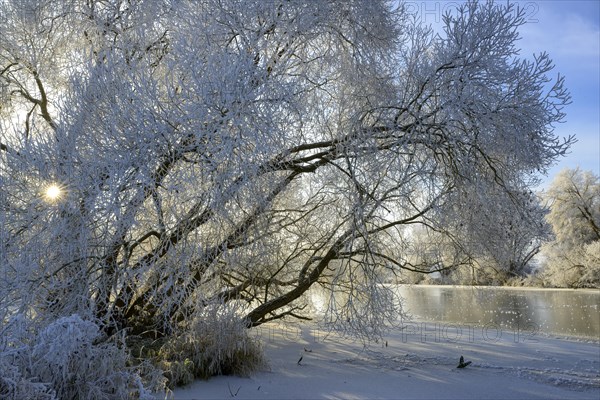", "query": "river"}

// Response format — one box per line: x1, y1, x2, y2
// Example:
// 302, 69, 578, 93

394, 285, 600, 340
